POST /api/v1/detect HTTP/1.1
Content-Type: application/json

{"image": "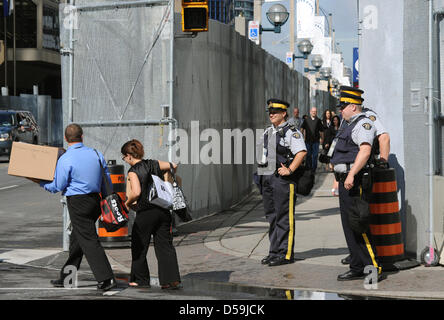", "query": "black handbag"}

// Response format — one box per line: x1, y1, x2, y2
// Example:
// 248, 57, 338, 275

318, 149, 329, 164
94, 150, 129, 232
293, 164, 314, 196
